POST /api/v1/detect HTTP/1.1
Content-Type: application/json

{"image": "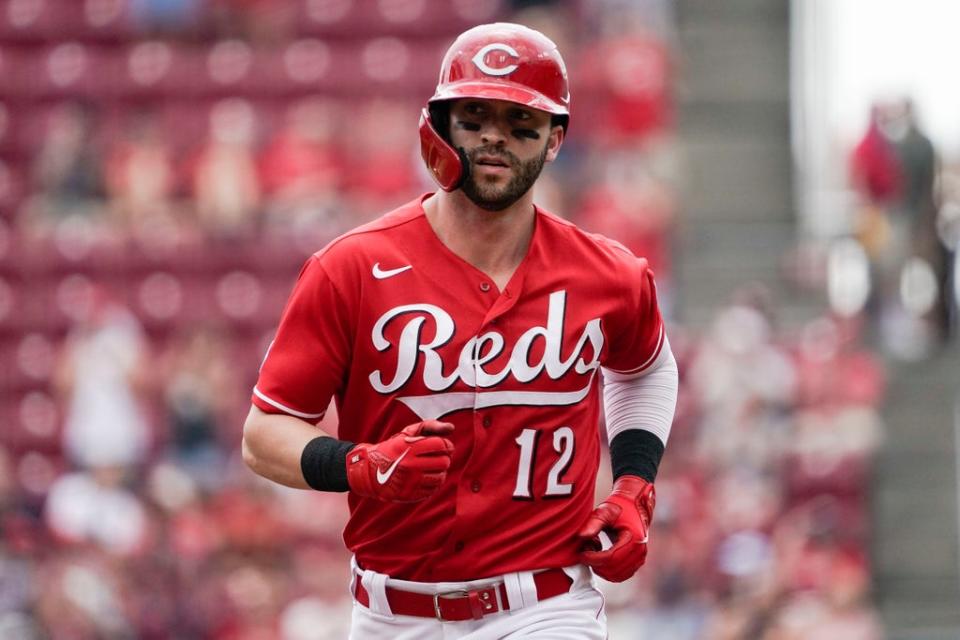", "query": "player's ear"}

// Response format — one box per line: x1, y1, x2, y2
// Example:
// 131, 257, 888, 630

544, 124, 564, 163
